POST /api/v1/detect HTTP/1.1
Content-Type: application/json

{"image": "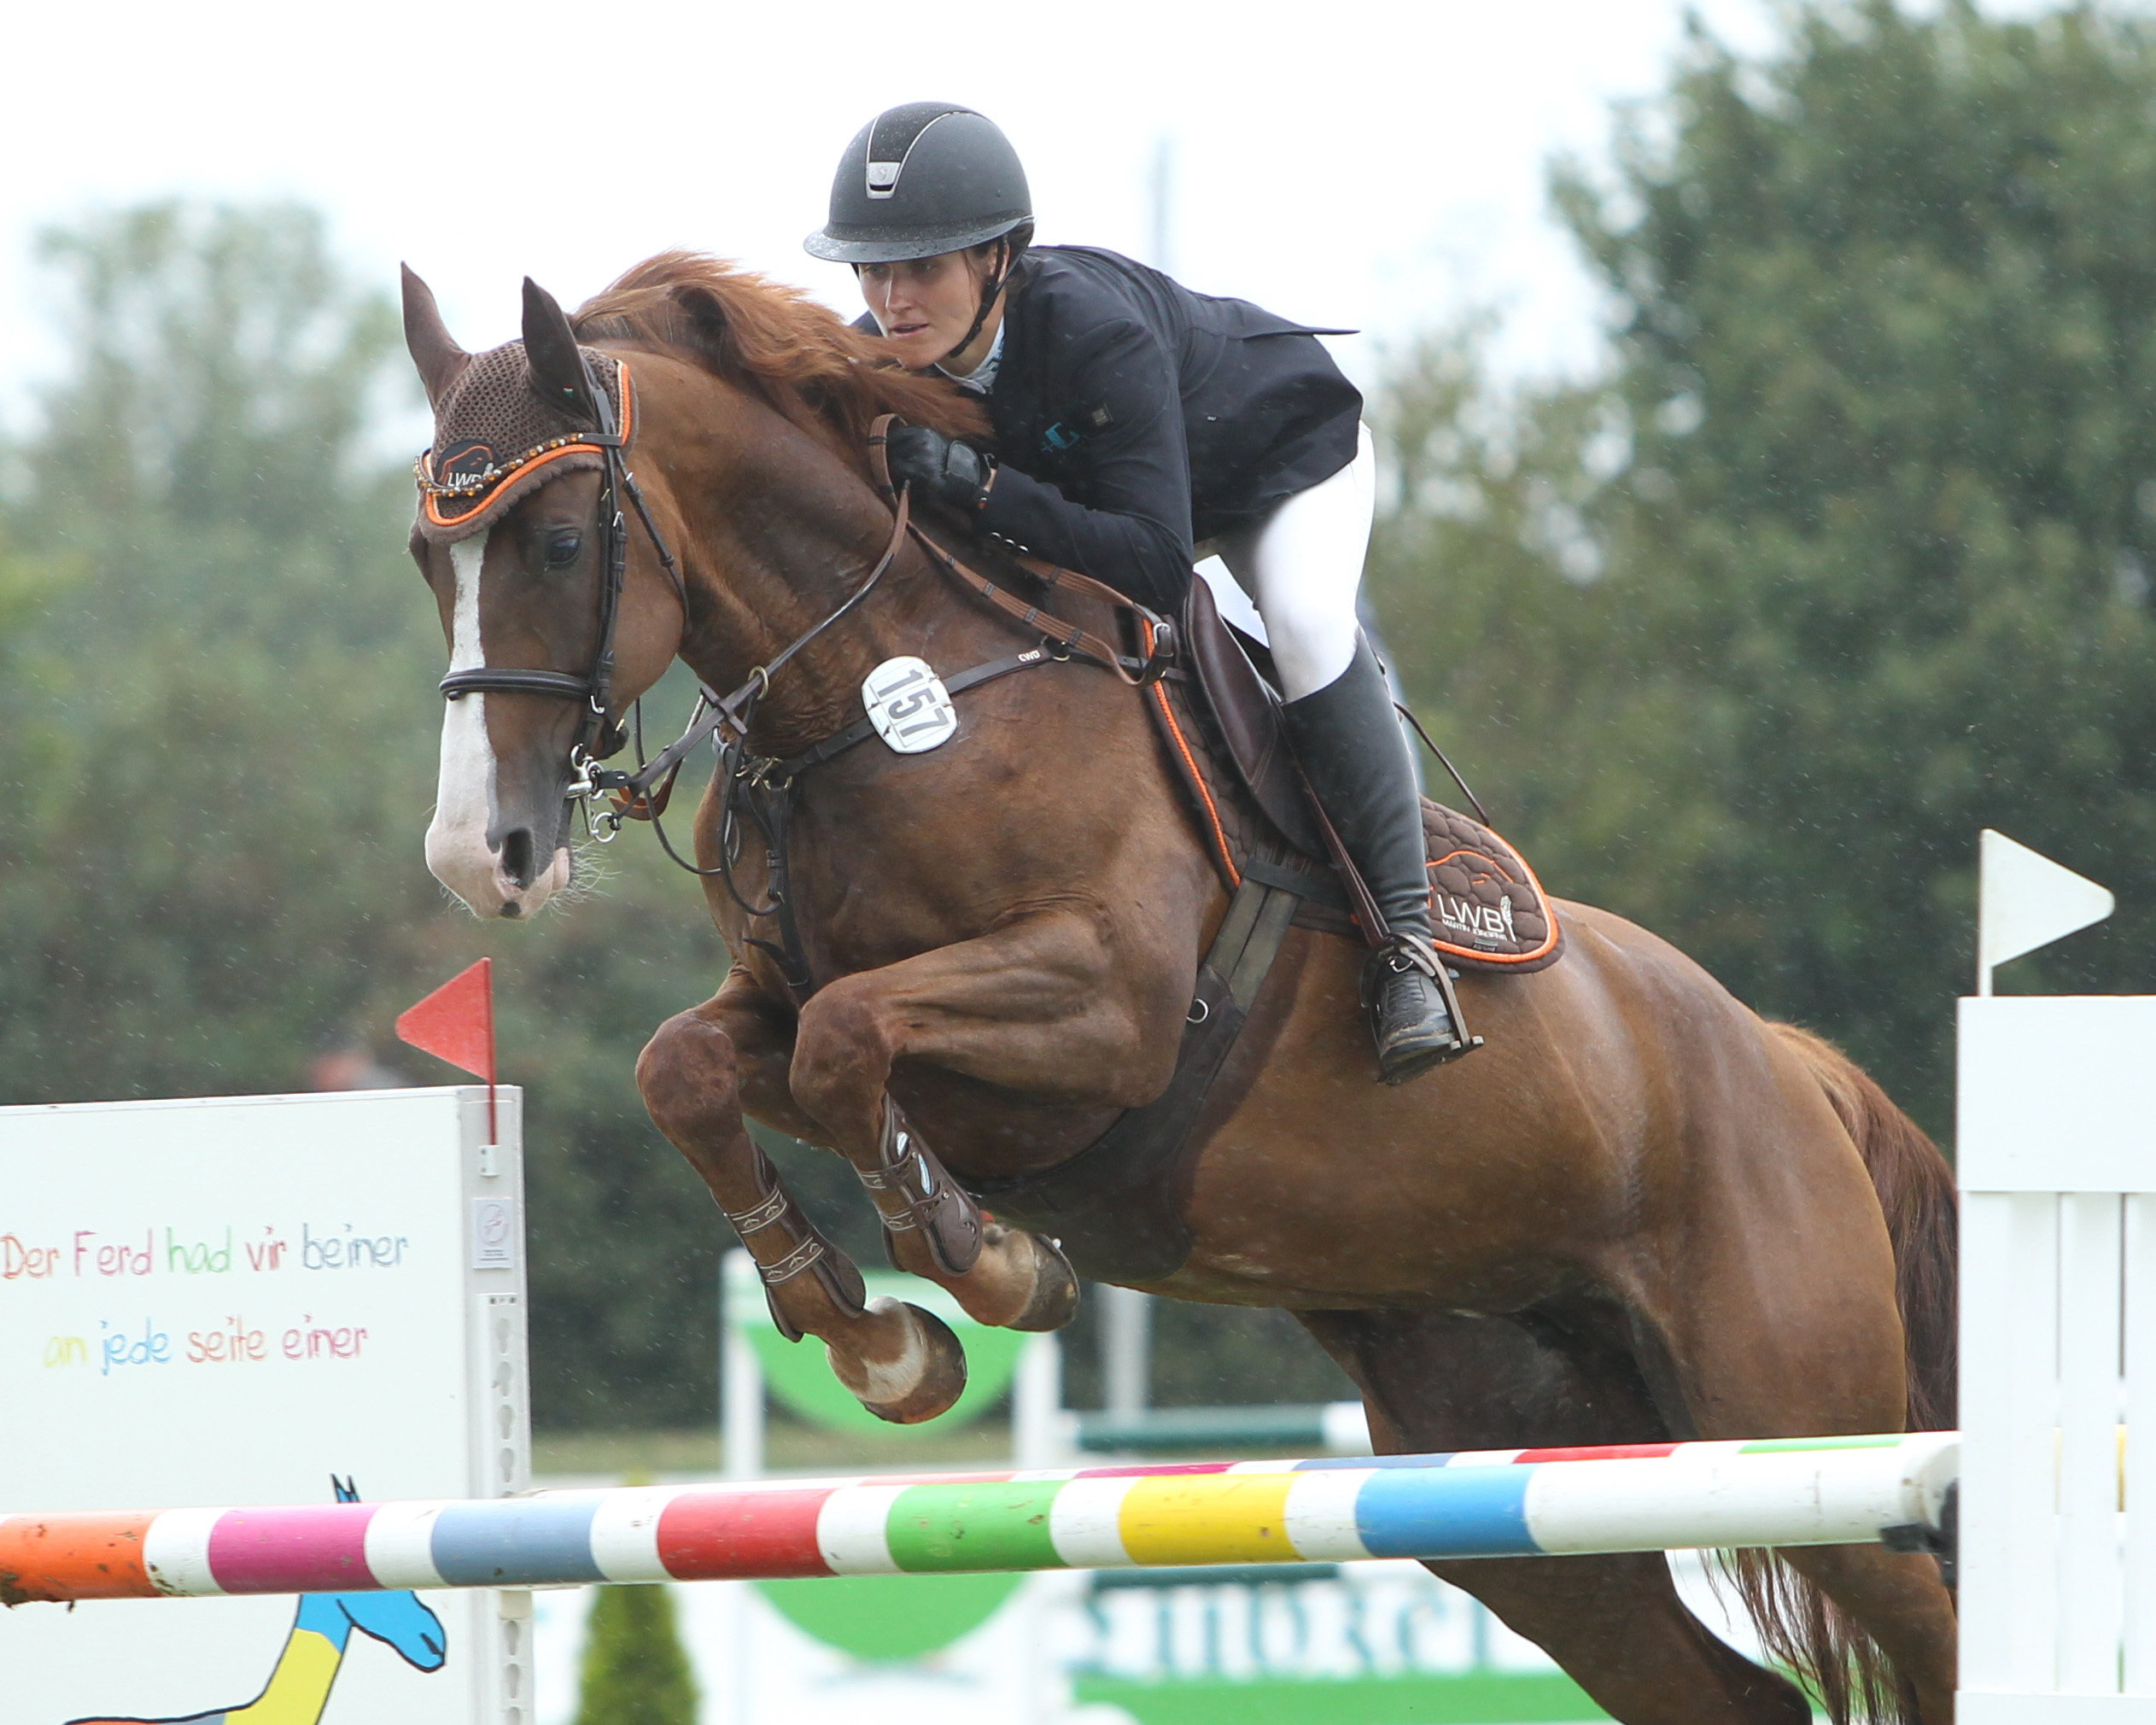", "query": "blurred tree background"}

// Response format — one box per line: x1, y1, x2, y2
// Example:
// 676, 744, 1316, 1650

1373, 0, 2156, 1132
6, 0, 2154, 1435
0, 202, 739, 1432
